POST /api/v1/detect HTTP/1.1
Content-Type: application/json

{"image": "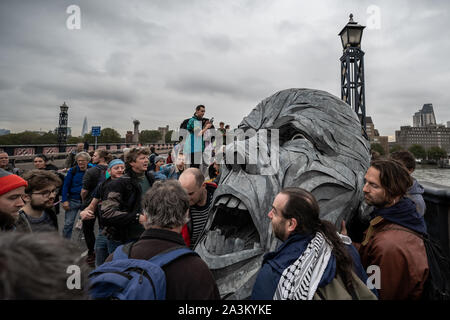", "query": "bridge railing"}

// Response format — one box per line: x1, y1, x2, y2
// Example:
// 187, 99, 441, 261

0, 143, 174, 163
420, 181, 450, 256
